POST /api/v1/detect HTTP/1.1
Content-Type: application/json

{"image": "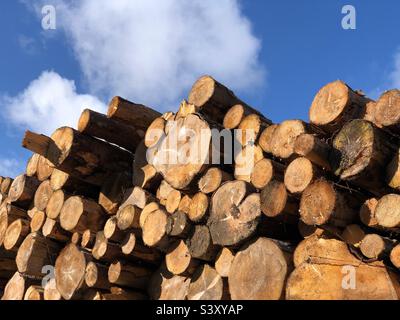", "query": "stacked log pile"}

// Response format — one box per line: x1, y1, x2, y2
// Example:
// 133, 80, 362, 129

1, 76, 400, 300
